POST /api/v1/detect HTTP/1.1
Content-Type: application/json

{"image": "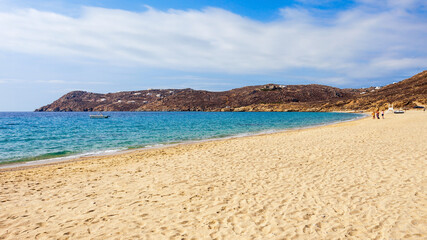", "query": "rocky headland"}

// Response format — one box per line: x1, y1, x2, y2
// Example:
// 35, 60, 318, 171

36, 71, 426, 112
